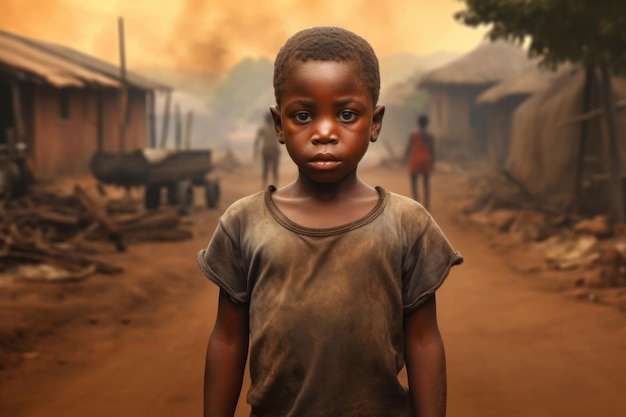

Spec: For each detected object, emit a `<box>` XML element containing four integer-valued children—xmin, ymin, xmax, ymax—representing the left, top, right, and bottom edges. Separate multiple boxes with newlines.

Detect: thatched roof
<box><xmin>380</xmin><ymin>80</ymin><xmax>416</xmax><ymax>106</ymax></box>
<box><xmin>0</xmin><ymin>29</ymin><xmax>170</xmax><ymax>91</ymax></box>
<box><xmin>476</xmin><ymin>62</ymin><xmax>574</xmax><ymax>104</ymax></box>
<box><xmin>418</xmin><ymin>41</ymin><xmax>533</xmax><ymax>88</ymax></box>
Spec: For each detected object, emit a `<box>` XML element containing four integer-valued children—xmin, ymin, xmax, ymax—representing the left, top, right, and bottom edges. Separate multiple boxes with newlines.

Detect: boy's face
<box><xmin>271</xmin><ymin>60</ymin><xmax>384</xmax><ymax>184</ymax></box>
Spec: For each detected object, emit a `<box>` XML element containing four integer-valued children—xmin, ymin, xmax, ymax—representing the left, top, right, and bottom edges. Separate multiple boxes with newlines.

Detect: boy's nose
<box><xmin>311</xmin><ymin>118</ymin><xmax>338</xmax><ymax>144</ymax></box>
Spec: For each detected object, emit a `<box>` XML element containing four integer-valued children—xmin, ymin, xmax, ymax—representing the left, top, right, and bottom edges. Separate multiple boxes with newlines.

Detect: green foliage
<box><xmin>455</xmin><ymin>0</ymin><xmax>626</xmax><ymax>70</ymax></box>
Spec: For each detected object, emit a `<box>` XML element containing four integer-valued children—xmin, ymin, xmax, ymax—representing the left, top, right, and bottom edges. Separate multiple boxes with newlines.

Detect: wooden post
<box><xmin>600</xmin><ymin>63</ymin><xmax>625</xmax><ymax>223</ymax></box>
<box><xmin>571</xmin><ymin>65</ymin><xmax>594</xmax><ymax>217</ymax></box>
<box><xmin>118</xmin><ymin>16</ymin><xmax>128</xmax><ymax>152</ymax></box>
<box><xmin>148</xmin><ymin>91</ymin><xmax>156</xmax><ymax>148</ymax></box>
<box><xmin>9</xmin><ymin>81</ymin><xmax>25</xmax><ymax>148</ymax></box>
<box><xmin>174</xmin><ymin>103</ymin><xmax>182</xmax><ymax>151</ymax></box>
<box><xmin>159</xmin><ymin>91</ymin><xmax>171</xmax><ymax>148</ymax></box>
<box><xmin>184</xmin><ymin>110</ymin><xmax>194</xmax><ymax>150</ymax></box>
<box><xmin>96</xmin><ymin>91</ymin><xmax>104</xmax><ymax>151</ymax></box>
<box><xmin>9</xmin><ymin>80</ymin><xmax>29</xmax><ymax>193</ymax></box>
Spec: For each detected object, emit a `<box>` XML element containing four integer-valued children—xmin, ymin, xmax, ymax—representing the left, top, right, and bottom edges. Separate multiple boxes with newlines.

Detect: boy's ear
<box><xmin>370</xmin><ymin>105</ymin><xmax>385</xmax><ymax>142</ymax></box>
<box><xmin>270</xmin><ymin>105</ymin><xmax>285</xmax><ymax>144</ymax></box>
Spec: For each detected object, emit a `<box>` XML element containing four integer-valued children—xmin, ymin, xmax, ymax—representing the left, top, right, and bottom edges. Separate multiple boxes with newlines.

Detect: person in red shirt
<box><xmin>405</xmin><ymin>114</ymin><xmax>435</xmax><ymax>210</ymax></box>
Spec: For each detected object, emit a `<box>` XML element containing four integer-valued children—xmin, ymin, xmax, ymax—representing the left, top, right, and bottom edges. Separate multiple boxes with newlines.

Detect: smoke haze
<box><xmin>0</xmin><ymin>0</ymin><xmax>485</xmax><ymax>73</ymax></box>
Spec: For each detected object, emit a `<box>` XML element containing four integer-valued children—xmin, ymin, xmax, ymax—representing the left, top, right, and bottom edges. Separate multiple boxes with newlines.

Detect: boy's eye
<box><xmin>339</xmin><ymin>110</ymin><xmax>356</xmax><ymax>122</ymax></box>
<box><xmin>293</xmin><ymin>112</ymin><xmax>312</xmax><ymax>123</ymax></box>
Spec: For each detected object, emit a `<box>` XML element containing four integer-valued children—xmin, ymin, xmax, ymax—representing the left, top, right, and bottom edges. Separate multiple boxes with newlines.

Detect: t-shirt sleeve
<box><xmin>402</xmin><ymin>215</ymin><xmax>463</xmax><ymax>312</ymax></box>
<box><xmin>197</xmin><ymin>220</ymin><xmax>249</xmax><ymax>304</ymax></box>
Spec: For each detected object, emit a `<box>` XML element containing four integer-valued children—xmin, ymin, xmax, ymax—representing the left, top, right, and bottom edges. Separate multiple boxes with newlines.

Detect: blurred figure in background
<box><xmin>254</xmin><ymin>112</ymin><xmax>281</xmax><ymax>188</ymax></box>
<box><xmin>405</xmin><ymin>114</ymin><xmax>435</xmax><ymax>210</ymax></box>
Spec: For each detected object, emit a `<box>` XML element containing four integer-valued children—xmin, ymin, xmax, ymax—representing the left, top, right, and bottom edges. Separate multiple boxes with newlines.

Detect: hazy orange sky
<box><xmin>1</xmin><ymin>0</ymin><xmax>487</xmax><ymax>73</ymax></box>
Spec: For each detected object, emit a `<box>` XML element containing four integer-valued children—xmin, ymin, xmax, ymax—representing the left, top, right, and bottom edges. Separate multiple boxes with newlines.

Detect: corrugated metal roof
<box><xmin>0</xmin><ymin>34</ymin><xmax>120</xmax><ymax>88</ymax></box>
<box><xmin>0</xmin><ymin>29</ymin><xmax>170</xmax><ymax>91</ymax></box>
<box><xmin>418</xmin><ymin>41</ymin><xmax>533</xmax><ymax>88</ymax></box>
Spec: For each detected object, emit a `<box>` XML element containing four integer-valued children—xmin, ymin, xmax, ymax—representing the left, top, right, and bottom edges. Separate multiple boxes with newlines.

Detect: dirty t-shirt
<box><xmin>197</xmin><ymin>186</ymin><xmax>462</xmax><ymax>417</ymax></box>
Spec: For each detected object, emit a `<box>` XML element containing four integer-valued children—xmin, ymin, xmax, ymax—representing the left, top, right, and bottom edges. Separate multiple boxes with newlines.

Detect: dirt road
<box><xmin>1</xmin><ymin>162</ymin><xmax>625</xmax><ymax>417</ymax></box>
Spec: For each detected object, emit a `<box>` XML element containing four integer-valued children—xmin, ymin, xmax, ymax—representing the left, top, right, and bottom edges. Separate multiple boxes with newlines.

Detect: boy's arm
<box><xmin>404</xmin><ymin>294</ymin><xmax>446</xmax><ymax>417</ymax></box>
<box><xmin>204</xmin><ymin>289</ymin><xmax>249</xmax><ymax>417</ymax></box>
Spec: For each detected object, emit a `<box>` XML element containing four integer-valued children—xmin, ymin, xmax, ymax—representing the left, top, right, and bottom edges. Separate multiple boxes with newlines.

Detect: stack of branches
<box><xmin>0</xmin><ymin>184</ymin><xmax>193</xmax><ymax>281</ymax></box>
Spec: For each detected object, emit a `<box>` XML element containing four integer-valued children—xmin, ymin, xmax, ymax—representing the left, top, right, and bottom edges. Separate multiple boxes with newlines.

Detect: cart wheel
<box><xmin>144</xmin><ymin>185</ymin><xmax>161</xmax><ymax>210</ymax></box>
<box><xmin>205</xmin><ymin>179</ymin><xmax>220</xmax><ymax>208</ymax></box>
<box><xmin>168</xmin><ymin>180</ymin><xmax>193</xmax><ymax>215</ymax></box>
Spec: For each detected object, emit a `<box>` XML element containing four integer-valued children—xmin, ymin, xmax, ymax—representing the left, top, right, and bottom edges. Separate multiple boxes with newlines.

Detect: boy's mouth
<box><xmin>310</xmin><ymin>153</ymin><xmax>340</xmax><ymax>169</ymax></box>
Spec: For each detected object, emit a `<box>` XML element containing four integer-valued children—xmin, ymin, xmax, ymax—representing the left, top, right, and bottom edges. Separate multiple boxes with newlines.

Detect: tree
<box><xmin>456</xmin><ymin>0</ymin><xmax>626</xmax><ymax>222</ymax></box>
<box><xmin>208</xmin><ymin>57</ymin><xmax>273</xmax><ymax>135</ymax></box>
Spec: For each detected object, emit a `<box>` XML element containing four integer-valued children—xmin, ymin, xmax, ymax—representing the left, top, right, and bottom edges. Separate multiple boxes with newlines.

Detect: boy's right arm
<box><xmin>204</xmin><ymin>289</ymin><xmax>249</xmax><ymax>417</ymax></box>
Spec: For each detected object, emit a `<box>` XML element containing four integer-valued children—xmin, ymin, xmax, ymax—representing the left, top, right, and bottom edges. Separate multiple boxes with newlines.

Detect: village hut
<box><xmin>476</xmin><ymin>63</ymin><xmax>570</xmax><ymax>169</ymax></box>
<box><xmin>0</xmin><ymin>29</ymin><xmax>169</xmax><ymax>178</ymax></box>
<box><xmin>505</xmin><ymin>66</ymin><xmax>626</xmax><ymax>216</ymax></box>
<box><xmin>417</xmin><ymin>41</ymin><xmax>532</xmax><ymax>161</ymax></box>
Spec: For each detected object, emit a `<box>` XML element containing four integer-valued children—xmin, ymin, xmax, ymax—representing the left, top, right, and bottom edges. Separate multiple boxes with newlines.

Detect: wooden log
<box><xmin>73</xmin><ymin>185</ymin><xmax>126</xmax><ymax>252</ymax></box>
<box><xmin>26</xmin><ymin>208</ymin><xmax>80</xmax><ymax>227</ymax></box>
<box><xmin>105</xmin><ymin>197</ymin><xmax>142</xmax><ymax>214</ymax></box>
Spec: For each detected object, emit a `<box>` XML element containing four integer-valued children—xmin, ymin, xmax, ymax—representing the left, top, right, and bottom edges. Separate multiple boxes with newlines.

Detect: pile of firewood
<box><xmin>0</xmin><ymin>184</ymin><xmax>193</xmax><ymax>281</ymax></box>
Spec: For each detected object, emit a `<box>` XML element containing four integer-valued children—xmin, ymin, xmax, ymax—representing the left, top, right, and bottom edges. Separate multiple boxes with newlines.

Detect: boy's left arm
<box><xmin>404</xmin><ymin>294</ymin><xmax>446</xmax><ymax>417</ymax></box>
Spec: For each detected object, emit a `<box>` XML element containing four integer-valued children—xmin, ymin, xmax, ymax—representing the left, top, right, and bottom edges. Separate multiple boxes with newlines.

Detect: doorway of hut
<box><xmin>0</xmin><ymin>77</ymin><xmax>15</xmax><ymax>147</ymax></box>
<box><xmin>469</xmin><ymin>103</ymin><xmax>489</xmax><ymax>157</ymax></box>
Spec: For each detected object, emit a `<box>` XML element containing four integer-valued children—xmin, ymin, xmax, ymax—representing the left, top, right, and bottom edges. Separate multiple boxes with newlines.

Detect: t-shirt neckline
<box><xmin>264</xmin><ymin>185</ymin><xmax>388</xmax><ymax>237</ymax></box>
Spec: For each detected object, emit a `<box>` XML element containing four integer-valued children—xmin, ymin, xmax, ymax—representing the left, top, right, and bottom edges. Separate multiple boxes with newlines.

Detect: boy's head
<box><xmin>273</xmin><ymin>26</ymin><xmax>380</xmax><ymax>107</ymax></box>
<box><xmin>418</xmin><ymin>114</ymin><xmax>429</xmax><ymax>128</ymax></box>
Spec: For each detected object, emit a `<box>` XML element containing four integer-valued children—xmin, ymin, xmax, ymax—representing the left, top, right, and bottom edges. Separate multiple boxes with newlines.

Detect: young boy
<box><xmin>405</xmin><ymin>114</ymin><xmax>435</xmax><ymax>210</ymax></box>
<box><xmin>198</xmin><ymin>27</ymin><xmax>462</xmax><ymax>417</ymax></box>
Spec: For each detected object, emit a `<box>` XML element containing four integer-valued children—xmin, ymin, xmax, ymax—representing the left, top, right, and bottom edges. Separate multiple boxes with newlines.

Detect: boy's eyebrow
<box><xmin>284</xmin><ymin>99</ymin><xmax>315</xmax><ymax>107</ymax></box>
<box><xmin>284</xmin><ymin>97</ymin><xmax>366</xmax><ymax>108</ymax></box>
<box><xmin>335</xmin><ymin>98</ymin><xmax>365</xmax><ymax>106</ymax></box>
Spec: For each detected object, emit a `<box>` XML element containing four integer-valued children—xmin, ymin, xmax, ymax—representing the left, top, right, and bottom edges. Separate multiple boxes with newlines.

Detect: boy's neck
<box><xmin>289</xmin><ymin>172</ymin><xmax>371</xmax><ymax>200</ymax></box>
<box><xmin>271</xmin><ymin>173</ymin><xmax>380</xmax><ymax>228</ymax></box>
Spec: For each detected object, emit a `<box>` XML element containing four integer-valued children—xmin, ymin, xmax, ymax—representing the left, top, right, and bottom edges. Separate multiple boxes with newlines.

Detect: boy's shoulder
<box><xmin>384</xmin><ymin>189</ymin><xmax>432</xmax><ymax>223</ymax></box>
<box><xmin>219</xmin><ymin>189</ymin><xmax>267</xmax><ymax>223</ymax></box>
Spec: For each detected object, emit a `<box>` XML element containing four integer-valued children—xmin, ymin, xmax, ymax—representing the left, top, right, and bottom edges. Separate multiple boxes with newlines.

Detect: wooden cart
<box><xmin>90</xmin><ymin>149</ymin><xmax>220</xmax><ymax>214</ymax></box>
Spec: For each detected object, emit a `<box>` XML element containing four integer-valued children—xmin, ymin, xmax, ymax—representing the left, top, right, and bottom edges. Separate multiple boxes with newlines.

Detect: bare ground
<box><xmin>0</xmin><ymin>162</ymin><xmax>625</xmax><ymax>417</ymax></box>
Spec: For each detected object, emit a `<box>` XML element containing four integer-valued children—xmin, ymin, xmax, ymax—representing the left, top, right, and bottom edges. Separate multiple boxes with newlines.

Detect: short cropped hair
<box><xmin>418</xmin><ymin>114</ymin><xmax>429</xmax><ymax>128</ymax></box>
<box><xmin>273</xmin><ymin>27</ymin><xmax>380</xmax><ymax>106</ymax></box>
